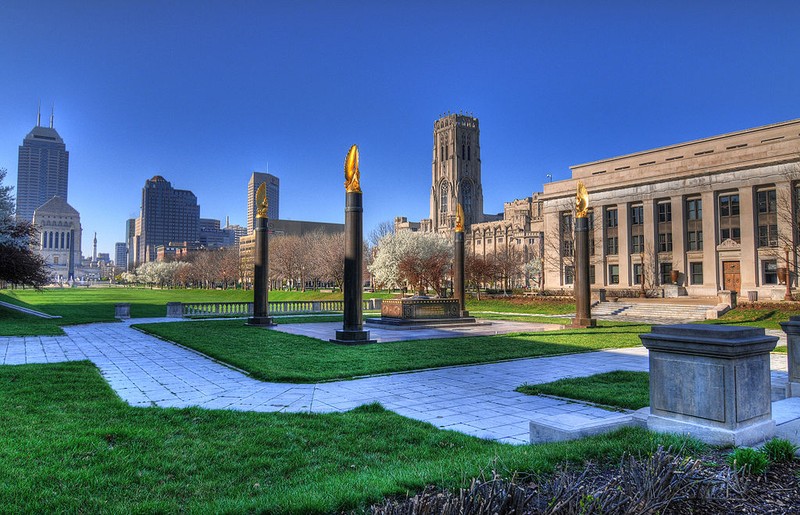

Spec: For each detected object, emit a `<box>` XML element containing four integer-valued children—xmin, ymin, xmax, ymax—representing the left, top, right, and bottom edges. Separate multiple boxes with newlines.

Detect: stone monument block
<box><xmin>114</xmin><ymin>303</ymin><xmax>130</xmax><ymax>319</ymax></box>
<box><xmin>640</xmin><ymin>324</ymin><xmax>778</xmax><ymax>446</ymax></box>
<box><xmin>780</xmin><ymin>316</ymin><xmax>800</xmax><ymax>397</ymax></box>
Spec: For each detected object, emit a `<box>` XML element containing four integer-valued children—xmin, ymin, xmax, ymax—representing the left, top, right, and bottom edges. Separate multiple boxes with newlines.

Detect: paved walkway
<box><xmin>0</xmin><ymin>319</ymin><xmax>789</xmax><ymax>445</ymax></box>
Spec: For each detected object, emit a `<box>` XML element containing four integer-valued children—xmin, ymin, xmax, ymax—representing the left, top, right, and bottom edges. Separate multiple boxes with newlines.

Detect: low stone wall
<box><xmin>169</xmin><ymin>299</ymin><xmax>382</xmax><ymax>318</ymax></box>
<box><xmin>381</xmin><ymin>298</ymin><xmax>460</xmax><ymax>320</ymax></box>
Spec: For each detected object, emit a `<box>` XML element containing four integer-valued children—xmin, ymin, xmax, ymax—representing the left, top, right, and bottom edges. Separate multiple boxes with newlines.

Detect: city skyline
<box><xmin>1</xmin><ymin>1</ymin><xmax>799</xmax><ymax>258</ymax></box>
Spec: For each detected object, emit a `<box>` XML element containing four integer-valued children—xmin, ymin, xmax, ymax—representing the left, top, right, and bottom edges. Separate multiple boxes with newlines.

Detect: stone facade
<box><xmin>31</xmin><ymin>196</ymin><xmax>82</xmax><ymax>281</ymax></box>
<box><xmin>541</xmin><ymin>119</ymin><xmax>800</xmax><ymax>297</ymax></box>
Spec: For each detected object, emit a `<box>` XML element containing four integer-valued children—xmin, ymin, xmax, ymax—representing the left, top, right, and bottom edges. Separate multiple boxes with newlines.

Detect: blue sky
<box><xmin>1</xmin><ymin>1</ymin><xmax>798</xmax><ymax>257</ymax></box>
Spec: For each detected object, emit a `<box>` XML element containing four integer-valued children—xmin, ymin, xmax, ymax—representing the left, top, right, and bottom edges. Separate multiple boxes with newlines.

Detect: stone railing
<box><xmin>167</xmin><ymin>299</ymin><xmax>382</xmax><ymax>318</ymax></box>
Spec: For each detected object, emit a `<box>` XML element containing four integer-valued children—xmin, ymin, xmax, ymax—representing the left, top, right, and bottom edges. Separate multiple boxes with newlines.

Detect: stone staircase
<box><xmin>592</xmin><ymin>301</ymin><xmax>713</xmax><ymax>323</ymax></box>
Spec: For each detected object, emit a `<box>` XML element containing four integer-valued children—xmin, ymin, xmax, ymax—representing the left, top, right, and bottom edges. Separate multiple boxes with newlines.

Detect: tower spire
<box><xmin>50</xmin><ymin>103</ymin><xmax>54</xmax><ymax>128</ymax></box>
<box><xmin>37</xmin><ymin>100</ymin><xmax>41</xmax><ymax>126</ymax></box>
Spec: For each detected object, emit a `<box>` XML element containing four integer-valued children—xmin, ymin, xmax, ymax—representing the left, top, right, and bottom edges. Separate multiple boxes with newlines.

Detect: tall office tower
<box><xmin>114</xmin><ymin>242</ymin><xmax>127</xmax><ymax>270</ymax></box>
<box><xmin>429</xmin><ymin>113</ymin><xmax>483</xmax><ymax>233</ymax></box>
<box><xmin>247</xmin><ymin>172</ymin><xmax>279</xmax><ymax>233</ymax></box>
<box><xmin>135</xmin><ymin>175</ymin><xmax>200</xmax><ymax>264</ymax></box>
<box><xmin>125</xmin><ymin>218</ymin><xmax>136</xmax><ymax>270</ymax></box>
<box><xmin>15</xmin><ymin>106</ymin><xmax>70</xmax><ymax>222</ymax></box>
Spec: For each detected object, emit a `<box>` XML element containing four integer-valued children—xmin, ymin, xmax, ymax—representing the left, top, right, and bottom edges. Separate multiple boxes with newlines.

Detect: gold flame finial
<box><xmin>575</xmin><ymin>181</ymin><xmax>588</xmax><ymax>218</ymax></box>
<box><xmin>256</xmin><ymin>182</ymin><xmax>268</xmax><ymax>218</ymax></box>
<box><xmin>455</xmin><ymin>203</ymin><xmax>464</xmax><ymax>233</ymax></box>
<box><xmin>344</xmin><ymin>144</ymin><xmax>361</xmax><ymax>193</ymax></box>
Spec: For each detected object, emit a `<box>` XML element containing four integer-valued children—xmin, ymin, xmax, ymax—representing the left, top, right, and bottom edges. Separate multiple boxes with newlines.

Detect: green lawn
<box><xmin>518</xmin><ymin>371</ymin><xmax>651</xmax><ymax>410</ymax></box>
<box><xmin>0</xmin><ymin>361</ymin><xmax>703</xmax><ymax>513</ymax></box>
<box><xmin>0</xmin><ymin>305</ymin><xmax>66</xmax><ymax>336</ymax></box>
<box><xmin>134</xmin><ymin>321</ymin><xmax>650</xmax><ymax>382</ymax></box>
<box><xmin>0</xmin><ymin>288</ymin><xmax>392</xmax><ymax>326</ymax></box>
<box><xmin>466</xmin><ymin>297</ymin><xmax>575</xmax><ymax>315</ymax></box>
<box><xmin>703</xmin><ymin>304</ymin><xmax>799</xmax><ymax>330</ymax></box>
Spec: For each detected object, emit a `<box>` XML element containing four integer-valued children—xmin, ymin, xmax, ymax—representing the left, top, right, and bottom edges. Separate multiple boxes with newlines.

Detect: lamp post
<box><xmin>786</xmin><ymin>244</ymin><xmax>793</xmax><ymax>301</ymax></box>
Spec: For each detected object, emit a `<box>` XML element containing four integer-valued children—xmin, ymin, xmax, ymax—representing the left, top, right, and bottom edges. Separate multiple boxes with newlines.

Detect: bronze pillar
<box><xmin>332</xmin><ymin>191</ymin><xmax>375</xmax><ymax>343</ymax></box>
<box><xmin>248</xmin><ymin>215</ymin><xmax>275</xmax><ymax>326</ymax></box>
<box><xmin>571</xmin><ymin>216</ymin><xmax>596</xmax><ymax>328</ymax></box>
<box><xmin>454</xmin><ymin>231</ymin><xmax>468</xmax><ymax>317</ymax></box>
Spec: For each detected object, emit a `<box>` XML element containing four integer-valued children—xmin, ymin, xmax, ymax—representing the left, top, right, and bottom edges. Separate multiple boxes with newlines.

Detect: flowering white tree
<box><xmin>369</xmin><ymin>230</ymin><xmax>452</xmax><ymax>295</ymax></box>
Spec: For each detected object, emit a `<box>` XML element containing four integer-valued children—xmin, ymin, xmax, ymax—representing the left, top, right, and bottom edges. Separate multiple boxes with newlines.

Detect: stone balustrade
<box><xmin>167</xmin><ymin>299</ymin><xmax>382</xmax><ymax>318</ymax></box>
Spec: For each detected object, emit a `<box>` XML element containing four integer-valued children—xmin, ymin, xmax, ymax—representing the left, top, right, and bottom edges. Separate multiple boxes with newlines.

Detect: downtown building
<box><xmin>247</xmin><ymin>172</ymin><xmax>279</xmax><ymax>234</ymax></box>
<box><xmin>16</xmin><ymin>109</ymin><xmax>70</xmax><ymax>222</ymax></box>
<box><xmin>132</xmin><ymin>176</ymin><xmax>200</xmax><ymax>266</ymax></box>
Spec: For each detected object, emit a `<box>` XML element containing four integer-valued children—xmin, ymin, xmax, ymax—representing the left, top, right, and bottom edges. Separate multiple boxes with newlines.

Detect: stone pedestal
<box><xmin>114</xmin><ymin>303</ymin><xmax>130</xmax><ymax>319</ymax></box>
<box><xmin>663</xmin><ymin>284</ymin><xmax>680</xmax><ymax>298</ymax></box>
<box><xmin>780</xmin><ymin>316</ymin><xmax>800</xmax><ymax>397</ymax></box>
<box><xmin>247</xmin><ymin>216</ymin><xmax>275</xmax><ymax>326</ymax></box>
<box><xmin>640</xmin><ymin>324</ymin><xmax>778</xmax><ymax>446</ymax></box>
<box><xmin>166</xmin><ymin>302</ymin><xmax>183</xmax><ymax>318</ymax></box>
<box><xmin>718</xmin><ymin>290</ymin><xmax>737</xmax><ymax>308</ymax></box>
<box><xmin>331</xmin><ymin>191</ymin><xmax>375</xmax><ymax>344</ymax></box>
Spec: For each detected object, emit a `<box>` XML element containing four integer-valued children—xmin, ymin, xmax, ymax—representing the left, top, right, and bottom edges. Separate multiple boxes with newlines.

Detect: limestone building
<box><xmin>420</xmin><ymin>113</ymin><xmax>486</xmax><ymax>233</ymax></box>
<box><xmin>16</xmin><ymin>108</ymin><xmax>70</xmax><ymax>222</ymax></box>
<box><xmin>541</xmin><ymin>118</ymin><xmax>800</xmax><ymax>298</ymax></box>
<box><xmin>31</xmin><ymin>196</ymin><xmax>82</xmax><ymax>281</ymax></box>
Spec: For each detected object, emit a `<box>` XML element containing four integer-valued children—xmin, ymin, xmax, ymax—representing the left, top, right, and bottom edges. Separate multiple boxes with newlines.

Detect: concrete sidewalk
<box><xmin>0</xmin><ymin>318</ymin><xmax>789</xmax><ymax>445</ymax></box>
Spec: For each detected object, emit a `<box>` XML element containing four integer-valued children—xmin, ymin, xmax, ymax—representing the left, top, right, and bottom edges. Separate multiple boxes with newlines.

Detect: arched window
<box><xmin>60</xmin><ymin>232</ymin><xmax>65</xmax><ymax>248</ymax></box>
<box><xmin>462</xmin><ymin>144</ymin><xmax>465</xmax><ymax>160</ymax></box>
<box><xmin>440</xmin><ymin>145</ymin><xmax>444</xmax><ymax>161</ymax></box>
<box><xmin>49</xmin><ymin>232</ymin><xmax>53</xmax><ymax>248</ymax></box>
<box><xmin>468</xmin><ymin>145</ymin><xmax>471</xmax><ymax>161</ymax></box>
<box><xmin>440</xmin><ymin>181</ymin><xmax>449</xmax><ymax>213</ymax></box>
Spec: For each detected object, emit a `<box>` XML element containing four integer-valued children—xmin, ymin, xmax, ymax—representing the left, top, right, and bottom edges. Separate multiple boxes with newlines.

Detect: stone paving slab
<box><xmin>0</xmin><ymin>317</ymin><xmax>789</xmax><ymax>445</ymax></box>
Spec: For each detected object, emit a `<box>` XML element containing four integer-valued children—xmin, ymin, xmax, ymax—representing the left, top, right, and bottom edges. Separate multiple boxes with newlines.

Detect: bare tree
<box><xmin>368</xmin><ymin>219</ymin><xmax>395</xmax><ymax>248</ymax></box>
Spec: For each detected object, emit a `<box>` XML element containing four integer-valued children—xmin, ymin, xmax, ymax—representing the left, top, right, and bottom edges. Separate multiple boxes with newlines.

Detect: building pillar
<box><xmin>739</xmin><ymin>186</ymin><xmax>758</xmax><ymax>290</ymax></box>
<box><xmin>454</xmin><ymin>230</ymin><xmax>468</xmax><ymax>317</ymax></box>
<box><xmin>670</xmin><ymin>195</ymin><xmax>686</xmax><ymax>283</ymax></box>
<box><xmin>617</xmin><ymin>202</ymin><xmax>630</xmax><ymax>287</ymax></box>
<box><xmin>68</xmin><ymin>228</ymin><xmax>75</xmax><ymax>281</ymax></box>
<box><xmin>571</xmin><ymin>216</ymin><xmax>595</xmax><ymax>328</ymax></box>
<box><xmin>642</xmin><ymin>198</ymin><xmax>656</xmax><ymax>289</ymax></box>
<box><xmin>701</xmin><ymin>190</ymin><xmax>718</xmax><ymax>292</ymax></box>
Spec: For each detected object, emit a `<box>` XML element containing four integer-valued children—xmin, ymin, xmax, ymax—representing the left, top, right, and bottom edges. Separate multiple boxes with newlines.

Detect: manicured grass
<box><xmin>702</xmin><ymin>304</ymin><xmax>799</xmax><ymax>330</ymax></box>
<box><xmin>134</xmin><ymin>321</ymin><xmax>650</xmax><ymax>382</ymax></box>
<box><xmin>466</xmin><ymin>297</ymin><xmax>575</xmax><ymax>315</ymax></box>
<box><xmin>517</xmin><ymin>371</ymin><xmax>650</xmax><ymax>410</ymax></box>
<box><xmin>0</xmin><ymin>306</ymin><xmax>65</xmax><ymax>336</ymax></box>
<box><xmin>0</xmin><ymin>361</ymin><xmax>704</xmax><ymax>513</ymax></box>
<box><xmin>0</xmin><ymin>288</ymin><xmax>392</xmax><ymax>326</ymax></box>
<box><xmin>774</xmin><ymin>346</ymin><xmax>788</xmax><ymax>353</ymax></box>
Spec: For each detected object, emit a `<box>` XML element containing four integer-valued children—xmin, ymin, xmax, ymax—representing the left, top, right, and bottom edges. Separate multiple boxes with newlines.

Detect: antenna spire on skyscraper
<box><xmin>37</xmin><ymin>100</ymin><xmax>41</xmax><ymax>126</ymax></box>
<box><xmin>50</xmin><ymin>103</ymin><xmax>54</xmax><ymax>128</ymax></box>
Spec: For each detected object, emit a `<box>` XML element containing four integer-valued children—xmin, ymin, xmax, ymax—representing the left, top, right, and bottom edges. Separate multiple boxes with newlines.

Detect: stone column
<box><xmin>670</xmin><ymin>195</ymin><xmax>685</xmax><ymax>283</ymax></box>
<box><xmin>617</xmin><ymin>203</ymin><xmax>631</xmax><ymax>287</ymax></box>
<box><xmin>701</xmin><ymin>190</ymin><xmax>718</xmax><ymax>293</ymax></box>
<box><xmin>247</xmin><ymin>215</ymin><xmax>275</xmax><ymax>326</ymax></box>
<box><xmin>68</xmin><ymin>228</ymin><xmax>75</xmax><ymax>281</ymax></box>
<box><xmin>781</xmin><ymin>316</ymin><xmax>800</xmax><ymax>397</ymax></box>
<box><xmin>571</xmin><ymin>216</ymin><xmax>596</xmax><ymax>328</ymax></box>
<box><xmin>738</xmin><ymin>186</ymin><xmax>757</xmax><ymax>291</ymax></box>
<box><xmin>454</xmin><ymin>230</ymin><xmax>468</xmax><ymax>317</ymax></box>
<box><xmin>332</xmin><ymin>191</ymin><xmax>375</xmax><ymax>344</ymax></box>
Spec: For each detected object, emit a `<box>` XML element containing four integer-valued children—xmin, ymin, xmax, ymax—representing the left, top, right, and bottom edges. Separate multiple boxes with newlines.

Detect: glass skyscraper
<box><xmin>16</xmin><ymin>110</ymin><xmax>69</xmax><ymax>222</ymax></box>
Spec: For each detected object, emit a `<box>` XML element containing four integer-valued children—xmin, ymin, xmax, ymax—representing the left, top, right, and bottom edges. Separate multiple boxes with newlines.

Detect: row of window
<box><xmin>41</xmin><ymin>230</ymin><xmax>71</xmax><ymax>250</ymax></box>
<box><xmin>565</xmin><ymin>260</ymin><xmax>785</xmax><ymax>286</ymax></box>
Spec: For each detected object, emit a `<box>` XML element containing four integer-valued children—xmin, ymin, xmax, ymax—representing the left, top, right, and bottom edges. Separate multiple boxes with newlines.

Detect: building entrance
<box><xmin>722</xmin><ymin>261</ymin><xmax>741</xmax><ymax>293</ymax></box>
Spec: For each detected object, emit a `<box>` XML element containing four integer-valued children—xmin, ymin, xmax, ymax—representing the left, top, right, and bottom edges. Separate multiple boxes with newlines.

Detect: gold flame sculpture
<box><xmin>575</xmin><ymin>181</ymin><xmax>588</xmax><ymax>218</ymax></box>
<box><xmin>256</xmin><ymin>182</ymin><xmax>268</xmax><ymax>218</ymax></box>
<box><xmin>344</xmin><ymin>144</ymin><xmax>362</xmax><ymax>193</ymax></box>
<box><xmin>455</xmin><ymin>203</ymin><xmax>464</xmax><ymax>233</ymax></box>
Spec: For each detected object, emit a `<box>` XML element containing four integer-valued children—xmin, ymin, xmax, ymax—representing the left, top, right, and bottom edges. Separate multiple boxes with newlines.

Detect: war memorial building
<box><xmin>398</xmin><ymin>115</ymin><xmax>800</xmax><ymax>298</ymax></box>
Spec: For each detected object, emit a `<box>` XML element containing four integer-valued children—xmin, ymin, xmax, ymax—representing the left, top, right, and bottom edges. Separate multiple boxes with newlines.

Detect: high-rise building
<box><xmin>247</xmin><ymin>172</ymin><xmax>279</xmax><ymax>233</ymax></box>
<box><xmin>16</xmin><ymin>107</ymin><xmax>70</xmax><ymax>222</ymax></box>
<box><xmin>125</xmin><ymin>218</ymin><xmax>136</xmax><ymax>271</ymax></box>
<box><xmin>134</xmin><ymin>175</ymin><xmax>200</xmax><ymax>265</ymax></box>
<box><xmin>427</xmin><ymin>114</ymin><xmax>484</xmax><ymax>233</ymax></box>
<box><xmin>114</xmin><ymin>242</ymin><xmax>127</xmax><ymax>270</ymax></box>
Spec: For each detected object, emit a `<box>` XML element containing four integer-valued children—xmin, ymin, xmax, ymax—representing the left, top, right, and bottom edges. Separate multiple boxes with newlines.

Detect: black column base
<box><xmin>459</xmin><ymin>310</ymin><xmax>470</xmax><ymax>318</ymax></box>
<box><xmin>330</xmin><ymin>329</ymin><xmax>377</xmax><ymax>345</ymax></box>
<box><xmin>570</xmin><ymin>317</ymin><xmax>597</xmax><ymax>329</ymax></box>
<box><xmin>247</xmin><ymin>316</ymin><xmax>276</xmax><ymax>327</ymax></box>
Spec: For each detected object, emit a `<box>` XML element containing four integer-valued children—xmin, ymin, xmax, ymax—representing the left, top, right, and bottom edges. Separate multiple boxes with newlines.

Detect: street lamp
<box><xmin>785</xmin><ymin>244</ymin><xmax>793</xmax><ymax>301</ymax></box>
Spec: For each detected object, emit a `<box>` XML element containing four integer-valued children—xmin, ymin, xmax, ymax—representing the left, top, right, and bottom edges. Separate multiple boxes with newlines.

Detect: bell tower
<box><xmin>429</xmin><ymin>113</ymin><xmax>483</xmax><ymax>233</ymax></box>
